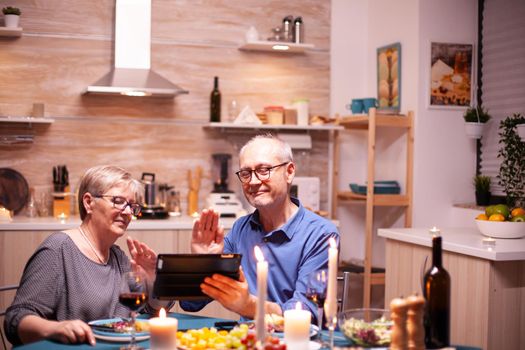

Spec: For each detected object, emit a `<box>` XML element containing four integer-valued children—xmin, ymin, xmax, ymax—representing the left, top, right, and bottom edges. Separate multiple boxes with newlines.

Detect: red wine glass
<box><xmin>119</xmin><ymin>271</ymin><xmax>148</xmax><ymax>350</ymax></box>
<box><xmin>306</xmin><ymin>269</ymin><xmax>328</xmax><ymax>344</ymax></box>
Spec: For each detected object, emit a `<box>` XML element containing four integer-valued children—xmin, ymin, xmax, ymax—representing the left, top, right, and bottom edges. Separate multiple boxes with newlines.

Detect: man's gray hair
<box><xmin>239</xmin><ymin>134</ymin><xmax>293</xmax><ymax>162</ymax></box>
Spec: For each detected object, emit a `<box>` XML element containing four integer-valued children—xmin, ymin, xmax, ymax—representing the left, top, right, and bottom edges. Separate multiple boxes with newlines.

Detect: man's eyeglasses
<box><xmin>235</xmin><ymin>162</ymin><xmax>289</xmax><ymax>184</ymax></box>
<box><xmin>95</xmin><ymin>195</ymin><xmax>142</xmax><ymax>216</ymax></box>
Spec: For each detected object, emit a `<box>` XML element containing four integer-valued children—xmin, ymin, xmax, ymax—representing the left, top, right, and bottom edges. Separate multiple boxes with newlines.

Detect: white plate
<box><xmin>308</xmin><ymin>341</ymin><xmax>322</xmax><ymax>350</ymax></box>
<box><xmin>89</xmin><ymin>318</ymin><xmax>150</xmax><ymax>343</ymax></box>
<box><xmin>273</xmin><ymin>324</ymin><xmax>319</xmax><ymax>339</ymax></box>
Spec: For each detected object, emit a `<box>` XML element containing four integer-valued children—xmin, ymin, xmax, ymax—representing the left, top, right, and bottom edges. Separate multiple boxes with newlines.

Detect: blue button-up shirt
<box><xmin>181</xmin><ymin>198</ymin><xmax>339</xmax><ymax>322</ymax></box>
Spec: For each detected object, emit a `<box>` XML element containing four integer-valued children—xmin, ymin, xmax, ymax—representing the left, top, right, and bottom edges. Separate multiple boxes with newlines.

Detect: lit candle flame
<box><xmin>295</xmin><ymin>301</ymin><xmax>302</xmax><ymax>310</ymax></box>
<box><xmin>159</xmin><ymin>308</ymin><xmax>166</xmax><ymax>318</ymax></box>
<box><xmin>329</xmin><ymin>237</ymin><xmax>337</xmax><ymax>249</ymax></box>
<box><xmin>254</xmin><ymin>246</ymin><xmax>265</xmax><ymax>262</ymax></box>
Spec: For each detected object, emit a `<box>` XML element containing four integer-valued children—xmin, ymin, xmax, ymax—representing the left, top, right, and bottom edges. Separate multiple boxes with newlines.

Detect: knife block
<box><xmin>53</xmin><ymin>186</ymin><xmax>71</xmax><ymax>219</ymax></box>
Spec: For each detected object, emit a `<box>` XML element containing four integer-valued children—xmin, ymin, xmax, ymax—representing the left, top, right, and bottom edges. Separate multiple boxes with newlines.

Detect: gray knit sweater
<box><xmin>4</xmin><ymin>232</ymin><xmax>133</xmax><ymax>345</ymax></box>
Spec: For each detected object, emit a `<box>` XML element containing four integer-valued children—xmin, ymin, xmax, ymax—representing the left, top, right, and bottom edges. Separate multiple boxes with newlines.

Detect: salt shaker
<box><xmin>390</xmin><ymin>297</ymin><xmax>408</xmax><ymax>350</ymax></box>
<box><xmin>293</xmin><ymin>16</ymin><xmax>304</xmax><ymax>43</ymax></box>
<box><xmin>406</xmin><ymin>294</ymin><xmax>425</xmax><ymax>350</ymax></box>
<box><xmin>282</xmin><ymin>15</ymin><xmax>293</xmax><ymax>42</ymax></box>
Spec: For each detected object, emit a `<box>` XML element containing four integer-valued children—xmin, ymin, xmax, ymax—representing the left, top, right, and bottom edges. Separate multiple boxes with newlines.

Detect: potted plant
<box><xmin>498</xmin><ymin>113</ymin><xmax>525</xmax><ymax>207</ymax></box>
<box><xmin>463</xmin><ymin>106</ymin><xmax>491</xmax><ymax>139</ymax></box>
<box><xmin>473</xmin><ymin>175</ymin><xmax>491</xmax><ymax>206</ymax></box>
<box><xmin>2</xmin><ymin>6</ymin><xmax>21</xmax><ymax>28</ymax></box>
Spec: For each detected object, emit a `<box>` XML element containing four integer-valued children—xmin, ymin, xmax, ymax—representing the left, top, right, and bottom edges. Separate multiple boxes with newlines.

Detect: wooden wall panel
<box><xmin>0</xmin><ymin>0</ymin><xmax>331</xmax><ymax>212</ymax></box>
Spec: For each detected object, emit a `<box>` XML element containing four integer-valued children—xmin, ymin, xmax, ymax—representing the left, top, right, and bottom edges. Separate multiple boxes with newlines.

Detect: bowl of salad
<box><xmin>338</xmin><ymin>308</ymin><xmax>392</xmax><ymax>347</ymax></box>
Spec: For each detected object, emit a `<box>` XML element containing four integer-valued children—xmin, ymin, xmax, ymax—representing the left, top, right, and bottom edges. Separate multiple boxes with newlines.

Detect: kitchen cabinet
<box><xmin>0</xmin><ymin>26</ymin><xmax>22</xmax><ymax>37</ymax></box>
<box><xmin>379</xmin><ymin>227</ymin><xmax>525</xmax><ymax>350</ymax></box>
<box><xmin>238</xmin><ymin>40</ymin><xmax>314</xmax><ymax>53</ymax></box>
<box><xmin>332</xmin><ymin>108</ymin><xmax>414</xmax><ymax>309</ymax></box>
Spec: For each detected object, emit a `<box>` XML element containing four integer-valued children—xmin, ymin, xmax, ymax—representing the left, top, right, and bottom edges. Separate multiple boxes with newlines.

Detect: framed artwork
<box><xmin>377</xmin><ymin>42</ymin><xmax>401</xmax><ymax>113</ymax></box>
<box><xmin>429</xmin><ymin>42</ymin><xmax>474</xmax><ymax>108</ymax></box>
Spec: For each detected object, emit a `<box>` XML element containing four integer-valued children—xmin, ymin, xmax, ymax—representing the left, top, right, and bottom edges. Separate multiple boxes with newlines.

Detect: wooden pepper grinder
<box><xmin>406</xmin><ymin>294</ymin><xmax>425</xmax><ymax>350</ymax></box>
<box><xmin>187</xmin><ymin>166</ymin><xmax>202</xmax><ymax>215</ymax></box>
<box><xmin>389</xmin><ymin>297</ymin><xmax>408</xmax><ymax>350</ymax></box>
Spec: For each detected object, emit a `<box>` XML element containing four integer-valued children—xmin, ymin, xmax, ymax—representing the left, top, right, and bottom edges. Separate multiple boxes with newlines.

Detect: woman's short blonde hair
<box><xmin>77</xmin><ymin>165</ymin><xmax>142</xmax><ymax>220</ymax></box>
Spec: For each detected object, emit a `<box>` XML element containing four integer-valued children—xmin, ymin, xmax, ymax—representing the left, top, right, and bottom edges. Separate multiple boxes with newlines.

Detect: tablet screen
<box><xmin>153</xmin><ymin>254</ymin><xmax>242</xmax><ymax>300</ymax></box>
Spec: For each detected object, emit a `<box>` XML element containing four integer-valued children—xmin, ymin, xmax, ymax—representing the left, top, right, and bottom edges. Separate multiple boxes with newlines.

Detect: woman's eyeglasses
<box><xmin>235</xmin><ymin>162</ymin><xmax>289</xmax><ymax>184</ymax></box>
<box><xmin>95</xmin><ymin>195</ymin><xmax>142</xmax><ymax>216</ymax></box>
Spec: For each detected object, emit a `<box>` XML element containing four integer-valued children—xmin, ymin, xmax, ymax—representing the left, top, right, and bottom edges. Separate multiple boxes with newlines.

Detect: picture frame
<box><xmin>377</xmin><ymin>42</ymin><xmax>401</xmax><ymax>113</ymax></box>
<box><xmin>429</xmin><ymin>42</ymin><xmax>474</xmax><ymax>109</ymax></box>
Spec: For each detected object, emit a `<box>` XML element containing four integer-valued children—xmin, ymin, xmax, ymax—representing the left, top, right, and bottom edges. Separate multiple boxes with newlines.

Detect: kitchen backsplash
<box><xmin>0</xmin><ymin>0</ymin><xmax>331</xmax><ymax>213</ymax></box>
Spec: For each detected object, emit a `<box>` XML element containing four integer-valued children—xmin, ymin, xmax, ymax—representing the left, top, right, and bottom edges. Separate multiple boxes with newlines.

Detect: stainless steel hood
<box><xmin>85</xmin><ymin>0</ymin><xmax>188</xmax><ymax>98</ymax></box>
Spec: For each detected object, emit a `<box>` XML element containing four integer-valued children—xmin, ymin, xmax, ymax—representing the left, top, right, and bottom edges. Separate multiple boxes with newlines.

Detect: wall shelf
<box><xmin>238</xmin><ymin>40</ymin><xmax>315</xmax><ymax>53</ymax></box>
<box><xmin>205</xmin><ymin>122</ymin><xmax>342</xmax><ymax>131</ymax></box>
<box><xmin>0</xmin><ymin>116</ymin><xmax>54</xmax><ymax>124</ymax></box>
<box><xmin>0</xmin><ymin>27</ymin><xmax>22</xmax><ymax>37</ymax></box>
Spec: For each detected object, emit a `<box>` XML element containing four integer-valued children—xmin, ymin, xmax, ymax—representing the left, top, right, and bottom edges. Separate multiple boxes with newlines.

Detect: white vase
<box><xmin>464</xmin><ymin>122</ymin><xmax>485</xmax><ymax>139</ymax></box>
<box><xmin>4</xmin><ymin>14</ymin><xmax>20</xmax><ymax>28</ymax></box>
<box><xmin>517</xmin><ymin>124</ymin><xmax>525</xmax><ymax>142</ymax></box>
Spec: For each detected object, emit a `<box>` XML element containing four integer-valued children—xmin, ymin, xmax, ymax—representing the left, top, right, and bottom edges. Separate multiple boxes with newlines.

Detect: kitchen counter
<box><xmin>0</xmin><ymin>215</ymin><xmax>237</xmax><ymax>231</ymax></box>
<box><xmin>378</xmin><ymin>227</ymin><xmax>525</xmax><ymax>261</ymax></box>
<box><xmin>379</xmin><ymin>227</ymin><xmax>525</xmax><ymax>350</ymax></box>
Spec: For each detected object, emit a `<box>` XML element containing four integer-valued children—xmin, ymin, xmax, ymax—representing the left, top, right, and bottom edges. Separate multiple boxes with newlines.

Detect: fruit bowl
<box><xmin>338</xmin><ymin>308</ymin><xmax>392</xmax><ymax>347</ymax></box>
<box><xmin>475</xmin><ymin>219</ymin><xmax>525</xmax><ymax>239</ymax></box>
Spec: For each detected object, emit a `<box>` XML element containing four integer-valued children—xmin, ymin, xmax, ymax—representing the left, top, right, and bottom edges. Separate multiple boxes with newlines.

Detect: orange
<box><xmin>476</xmin><ymin>213</ymin><xmax>488</xmax><ymax>220</ymax></box>
<box><xmin>488</xmin><ymin>213</ymin><xmax>505</xmax><ymax>221</ymax></box>
<box><xmin>511</xmin><ymin>207</ymin><xmax>525</xmax><ymax>218</ymax></box>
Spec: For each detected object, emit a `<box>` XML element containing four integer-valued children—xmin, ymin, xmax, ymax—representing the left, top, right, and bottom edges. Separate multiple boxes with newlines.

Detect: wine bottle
<box><xmin>423</xmin><ymin>235</ymin><xmax>451</xmax><ymax>348</ymax></box>
<box><xmin>210</xmin><ymin>76</ymin><xmax>221</xmax><ymax>122</ymax></box>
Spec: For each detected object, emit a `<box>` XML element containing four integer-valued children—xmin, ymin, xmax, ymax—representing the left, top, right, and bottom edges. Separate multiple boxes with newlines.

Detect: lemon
<box><xmin>489</xmin><ymin>213</ymin><xmax>505</xmax><ymax>221</ymax></box>
<box><xmin>476</xmin><ymin>213</ymin><xmax>488</xmax><ymax>220</ymax></box>
<box><xmin>511</xmin><ymin>207</ymin><xmax>525</xmax><ymax>218</ymax></box>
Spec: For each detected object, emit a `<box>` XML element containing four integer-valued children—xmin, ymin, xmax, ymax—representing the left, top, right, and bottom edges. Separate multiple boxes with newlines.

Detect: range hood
<box><xmin>85</xmin><ymin>0</ymin><xmax>188</xmax><ymax>98</ymax></box>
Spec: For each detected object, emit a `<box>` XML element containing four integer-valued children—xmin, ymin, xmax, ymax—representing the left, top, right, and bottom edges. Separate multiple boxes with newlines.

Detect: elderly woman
<box><xmin>4</xmin><ymin>165</ymin><xmax>166</xmax><ymax>346</ymax></box>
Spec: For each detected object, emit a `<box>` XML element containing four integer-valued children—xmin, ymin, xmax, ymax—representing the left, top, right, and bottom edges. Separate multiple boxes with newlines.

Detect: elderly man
<box><xmin>181</xmin><ymin>134</ymin><xmax>339</xmax><ymax>321</ymax></box>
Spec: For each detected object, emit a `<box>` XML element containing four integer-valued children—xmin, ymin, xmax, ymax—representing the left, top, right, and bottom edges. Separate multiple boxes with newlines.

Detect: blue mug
<box><xmin>345</xmin><ymin>99</ymin><xmax>364</xmax><ymax>114</ymax></box>
<box><xmin>362</xmin><ymin>98</ymin><xmax>378</xmax><ymax>113</ymax></box>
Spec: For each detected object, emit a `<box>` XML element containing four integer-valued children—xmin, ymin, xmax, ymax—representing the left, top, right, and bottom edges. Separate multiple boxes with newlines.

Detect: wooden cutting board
<box><xmin>0</xmin><ymin>168</ymin><xmax>29</xmax><ymax>214</ymax></box>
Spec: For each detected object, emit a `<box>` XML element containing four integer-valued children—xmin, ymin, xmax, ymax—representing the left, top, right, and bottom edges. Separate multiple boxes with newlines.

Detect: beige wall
<box><xmin>0</xmin><ymin>0</ymin><xmax>331</xmax><ymax>212</ymax></box>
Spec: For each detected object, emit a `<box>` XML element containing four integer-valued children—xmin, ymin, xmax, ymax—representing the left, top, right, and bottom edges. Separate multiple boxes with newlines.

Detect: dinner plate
<box><xmin>272</xmin><ymin>324</ymin><xmax>319</xmax><ymax>339</ymax></box>
<box><xmin>88</xmin><ymin>318</ymin><xmax>150</xmax><ymax>343</ymax></box>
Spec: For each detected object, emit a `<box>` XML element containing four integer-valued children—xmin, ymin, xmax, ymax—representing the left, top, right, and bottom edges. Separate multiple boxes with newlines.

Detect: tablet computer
<box><xmin>153</xmin><ymin>254</ymin><xmax>242</xmax><ymax>300</ymax></box>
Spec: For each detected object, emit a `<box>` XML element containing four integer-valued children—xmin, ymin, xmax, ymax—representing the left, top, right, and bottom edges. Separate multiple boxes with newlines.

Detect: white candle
<box><xmin>324</xmin><ymin>237</ymin><xmax>338</xmax><ymax>325</ymax></box>
<box><xmin>254</xmin><ymin>246</ymin><xmax>268</xmax><ymax>344</ymax></box>
<box><xmin>149</xmin><ymin>308</ymin><xmax>178</xmax><ymax>350</ymax></box>
<box><xmin>284</xmin><ymin>302</ymin><xmax>311</xmax><ymax>349</ymax></box>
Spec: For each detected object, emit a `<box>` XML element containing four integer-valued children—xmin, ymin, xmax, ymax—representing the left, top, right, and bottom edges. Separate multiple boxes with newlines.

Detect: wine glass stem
<box><xmin>317</xmin><ymin>307</ymin><xmax>323</xmax><ymax>342</ymax></box>
<box><xmin>130</xmin><ymin>311</ymin><xmax>136</xmax><ymax>347</ymax></box>
<box><xmin>328</xmin><ymin>324</ymin><xmax>335</xmax><ymax>350</ymax></box>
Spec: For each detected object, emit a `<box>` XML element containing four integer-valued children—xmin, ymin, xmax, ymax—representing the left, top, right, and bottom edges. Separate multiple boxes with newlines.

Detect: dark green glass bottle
<box><xmin>210</xmin><ymin>76</ymin><xmax>221</xmax><ymax>122</ymax></box>
<box><xmin>424</xmin><ymin>235</ymin><xmax>451</xmax><ymax>348</ymax></box>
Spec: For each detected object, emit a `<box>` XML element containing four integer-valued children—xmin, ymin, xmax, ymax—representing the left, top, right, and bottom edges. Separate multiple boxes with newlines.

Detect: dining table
<box><xmin>13</xmin><ymin>312</ymin><xmax>481</xmax><ymax>350</ymax></box>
